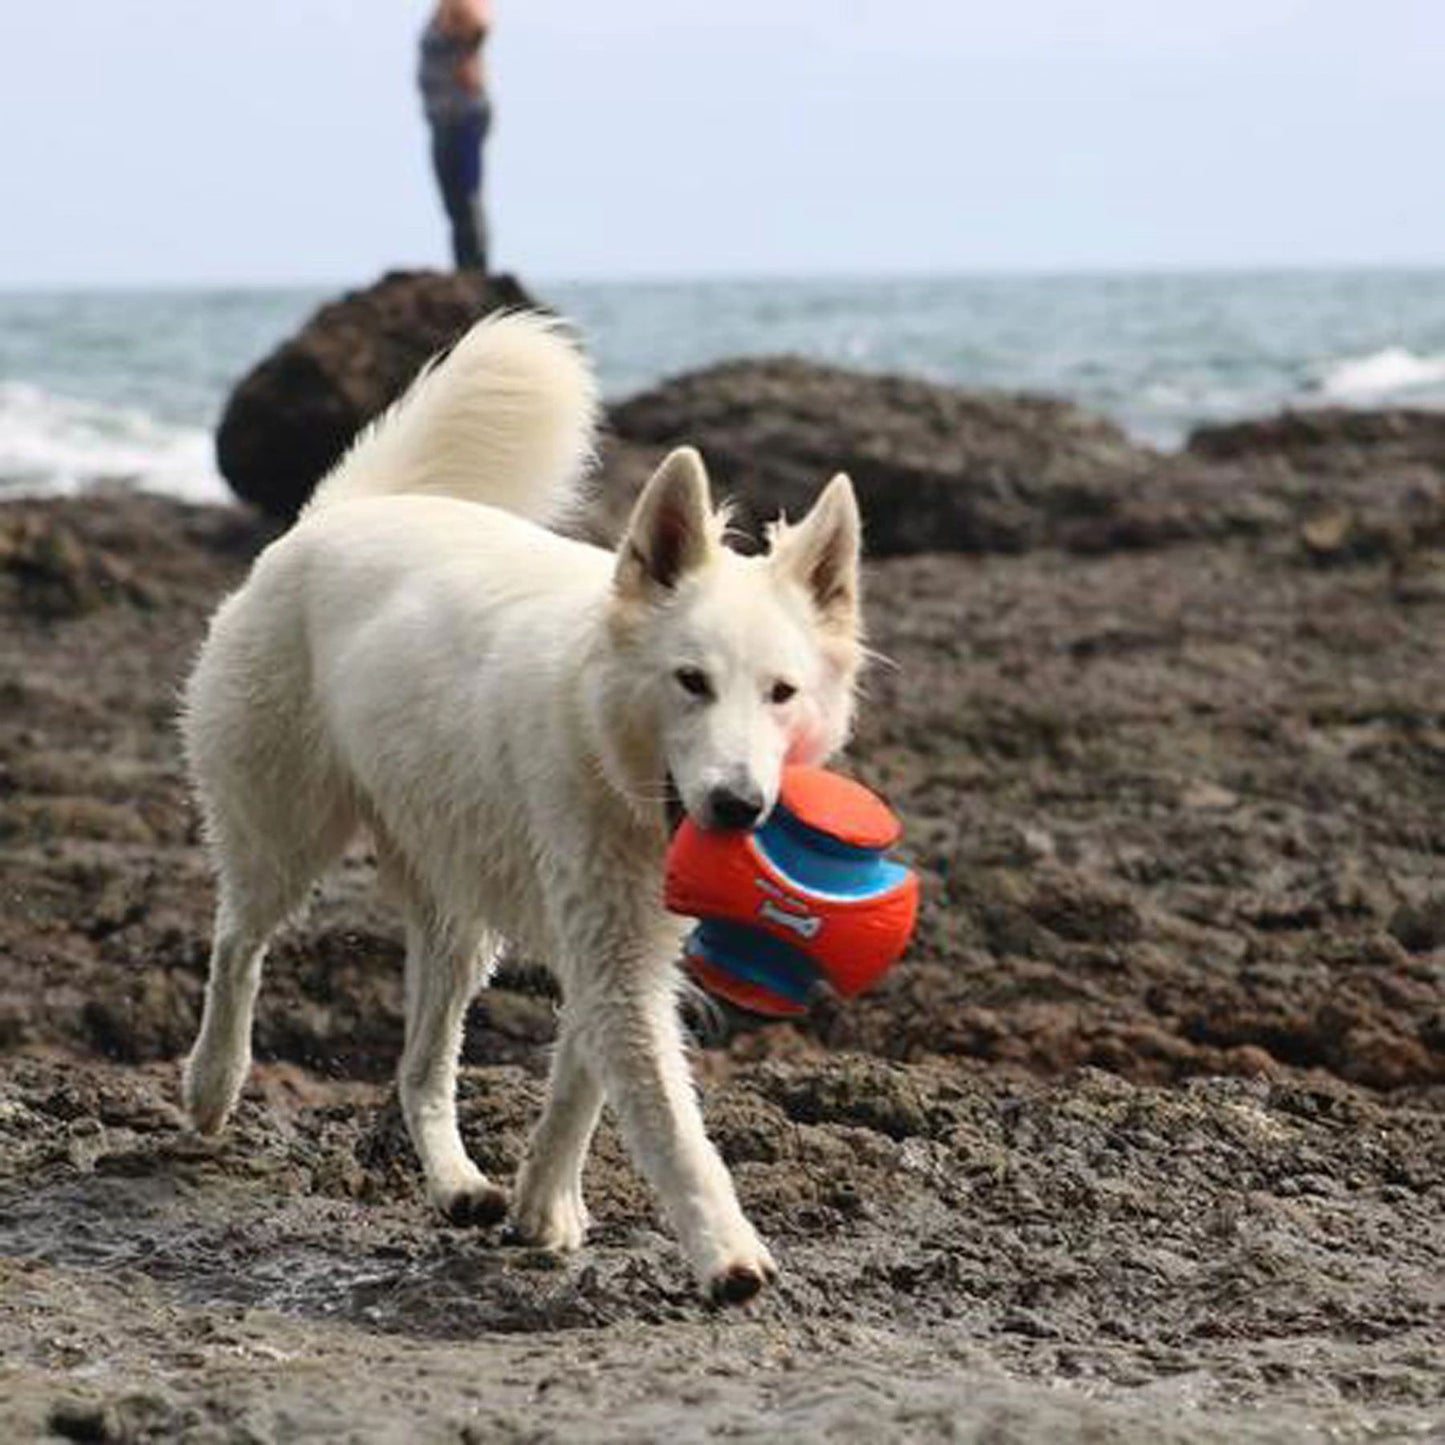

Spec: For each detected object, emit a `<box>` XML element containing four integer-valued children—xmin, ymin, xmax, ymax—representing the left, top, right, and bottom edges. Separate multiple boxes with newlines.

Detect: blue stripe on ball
<box><xmin>686</xmin><ymin>919</ymin><xmax>821</xmax><ymax>1007</ymax></box>
<box><xmin>754</xmin><ymin>806</ymin><xmax>912</xmax><ymax>902</ymax></box>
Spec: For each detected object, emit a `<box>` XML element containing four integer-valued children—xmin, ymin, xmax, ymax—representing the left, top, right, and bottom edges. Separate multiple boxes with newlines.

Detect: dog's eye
<box><xmin>674</xmin><ymin>667</ymin><xmax>713</xmax><ymax>700</ymax></box>
<box><xmin>769</xmin><ymin>680</ymin><xmax>798</xmax><ymax>705</ymax></box>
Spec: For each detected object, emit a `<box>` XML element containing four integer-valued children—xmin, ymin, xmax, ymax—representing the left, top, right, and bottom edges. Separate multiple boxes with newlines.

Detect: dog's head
<box><xmin>610</xmin><ymin>447</ymin><xmax>863</xmax><ymax>832</ymax></box>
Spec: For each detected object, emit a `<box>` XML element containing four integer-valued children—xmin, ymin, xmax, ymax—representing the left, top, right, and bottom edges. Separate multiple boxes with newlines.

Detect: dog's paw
<box><xmin>181</xmin><ymin>1043</ymin><xmax>247</xmax><ymax>1137</ymax></box>
<box><xmin>700</xmin><ymin>1235</ymin><xmax>778</xmax><ymax>1306</ymax></box>
<box><xmin>506</xmin><ymin>1188</ymin><xmax>591</xmax><ymax>1252</ymax></box>
<box><xmin>436</xmin><ymin>1180</ymin><xmax>511</xmax><ymax>1228</ymax></box>
<box><xmin>705</xmin><ymin>1247</ymin><xmax>778</xmax><ymax>1307</ymax></box>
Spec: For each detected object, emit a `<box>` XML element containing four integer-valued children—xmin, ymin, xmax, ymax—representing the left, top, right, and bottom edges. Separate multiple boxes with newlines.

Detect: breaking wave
<box><xmin>1316</xmin><ymin>346</ymin><xmax>1445</xmax><ymax>405</ymax></box>
<box><xmin>0</xmin><ymin>382</ymin><xmax>227</xmax><ymax>504</ymax></box>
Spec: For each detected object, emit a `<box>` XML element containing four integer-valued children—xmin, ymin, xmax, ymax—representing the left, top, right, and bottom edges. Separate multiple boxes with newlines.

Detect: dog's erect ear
<box><xmin>771</xmin><ymin>473</ymin><xmax>861</xmax><ymax>633</ymax></box>
<box><xmin>615</xmin><ymin>447</ymin><xmax>714</xmax><ymax>602</ymax></box>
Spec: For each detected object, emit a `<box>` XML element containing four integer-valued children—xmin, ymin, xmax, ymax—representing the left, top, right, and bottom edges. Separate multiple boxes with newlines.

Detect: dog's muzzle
<box><xmin>664</xmin><ymin>773</ymin><xmax>686</xmax><ymax>834</ymax></box>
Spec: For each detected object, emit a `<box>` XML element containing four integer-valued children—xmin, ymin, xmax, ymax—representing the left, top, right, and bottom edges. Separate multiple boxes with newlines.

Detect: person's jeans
<box><xmin>430</xmin><ymin>100</ymin><xmax>491</xmax><ymax>272</ymax></box>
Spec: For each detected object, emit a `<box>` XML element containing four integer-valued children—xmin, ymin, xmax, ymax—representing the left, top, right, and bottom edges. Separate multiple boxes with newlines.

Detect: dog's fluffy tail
<box><xmin>305</xmin><ymin>311</ymin><xmax>599</xmax><ymax>526</ymax></box>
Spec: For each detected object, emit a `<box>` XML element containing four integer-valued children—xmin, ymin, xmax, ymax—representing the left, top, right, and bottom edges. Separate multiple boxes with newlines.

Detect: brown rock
<box><xmin>606</xmin><ymin>357</ymin><xmax>1159</xmax><ymax>556</ymax></box>
<box><xmin>216</xmin><ymin>269</ymin><xmax>537</xmax><ymax>520</ymax></box>
<box><xmin>1187</xmin><ymin>407</ymin><xmax>1445</xmax><ymax>469</ymax></box>
<box><xmin>1389</xmin><ymin>895</ymin><xmax>1445</xmax><ymax>954</ymax></box>
<box><xmin>0</xmin><ymin>511</ymin><xmax>152</xmax><ymax>618</ymax></box>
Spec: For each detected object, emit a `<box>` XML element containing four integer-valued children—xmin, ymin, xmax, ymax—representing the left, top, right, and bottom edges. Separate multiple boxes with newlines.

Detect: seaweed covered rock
<box><xmin>1187</xmin><ymin>406</ymin><xmax>1445</xmax><ymax>471</ymax></box>
<box><xmin>0</xmin><ymin>505</ymin><xmax>163</xmax><ymax>618</ymax></box>
<box><xmin>606</xmin><ymin>358</ymin><xmax>1159</xmax><ymax>555</ymax></box>
<box><xmin>216</xmin><ymin>269</ymin><xmax>535</xmax><ymax>520</ymax></box>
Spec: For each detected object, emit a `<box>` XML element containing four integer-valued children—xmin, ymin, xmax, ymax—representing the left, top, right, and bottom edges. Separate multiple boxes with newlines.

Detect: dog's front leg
<box><xmin>509</xmin><ymin>1014</ymin><xmax>603</xmax><ymax>1251</ymax></box>
<box><xmin>566</xmin><ymin>957</ymin><xmax>776</xmax><ymax>1304</ymax></box>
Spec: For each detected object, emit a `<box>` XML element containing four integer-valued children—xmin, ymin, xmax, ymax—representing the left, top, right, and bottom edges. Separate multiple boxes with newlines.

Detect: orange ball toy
<box><xmin>664</xmin><ymin>766</ymin><xmax>919</xmax><ymax>1017</ymax></box>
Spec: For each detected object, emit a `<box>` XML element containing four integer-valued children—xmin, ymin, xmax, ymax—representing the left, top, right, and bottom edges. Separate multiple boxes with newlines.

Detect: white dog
<box><xmin>180</xmin><ymin>313</ymin><xmax>863</xmax><ymax>1302</ymax></box>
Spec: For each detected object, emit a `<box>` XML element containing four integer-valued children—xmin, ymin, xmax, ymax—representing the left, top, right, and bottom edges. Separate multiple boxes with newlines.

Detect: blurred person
<box><xmin>419</xmin><ymin>0</ymin><xmax>493</xmax><ymax>271</ymax></box>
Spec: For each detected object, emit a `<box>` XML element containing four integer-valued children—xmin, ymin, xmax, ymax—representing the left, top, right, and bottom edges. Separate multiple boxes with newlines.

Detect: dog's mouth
<box><xmin>663</xmin><ymin>773</ymin><xmax>686</xmax><ymax>834</ymax></box>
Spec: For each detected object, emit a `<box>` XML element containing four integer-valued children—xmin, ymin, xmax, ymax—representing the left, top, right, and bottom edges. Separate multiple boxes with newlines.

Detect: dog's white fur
<box><xmin>180</xmin><ymin>312</ymin><xmax>863</xmax><ymax>1302</ymax></box>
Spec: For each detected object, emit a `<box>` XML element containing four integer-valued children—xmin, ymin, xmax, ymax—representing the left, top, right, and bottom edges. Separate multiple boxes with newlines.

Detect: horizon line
<box><xmin>4</xmin><ymin>257</ymin><xmax>1445</xmax><ymax>295</ymax></box>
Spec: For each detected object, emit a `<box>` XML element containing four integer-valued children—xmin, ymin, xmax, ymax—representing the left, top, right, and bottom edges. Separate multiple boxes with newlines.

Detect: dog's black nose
<box><xmin>707</xmin><ymin>783</ymin><xmax>765</xmax><ymax>831</ymax></box>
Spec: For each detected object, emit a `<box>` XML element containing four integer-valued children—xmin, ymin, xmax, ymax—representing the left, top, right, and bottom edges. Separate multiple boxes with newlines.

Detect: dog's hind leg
<box><xmin>183</xmin><ymin>801</ymin><xmax>354</xmax><ymax>1136</ymax></box>
<box><xmin>509</xmin><ymin>1014</ymin><xmax>603</xmax><ymax>1251</ymax></box>
<box><xmin>399</xmin><ymin>911</ymin><xmax>509</xmax><ymax>1225</ymax></box>
<box><xmin>183</xmin><ymin>893</ymin><xmax>276</xmax><ymax>1135</ymax></box>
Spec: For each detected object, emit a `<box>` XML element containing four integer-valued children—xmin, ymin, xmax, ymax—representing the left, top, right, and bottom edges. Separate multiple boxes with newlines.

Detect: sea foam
<box><xmin>1317</xmin><ymin>346</ymin><xmax>1445</xmax><ymax>405</ymax></box>
<box><xmin>0</xmin><ymin>382</ymin><xmax>227</xmax><ymax>504</ymax></box>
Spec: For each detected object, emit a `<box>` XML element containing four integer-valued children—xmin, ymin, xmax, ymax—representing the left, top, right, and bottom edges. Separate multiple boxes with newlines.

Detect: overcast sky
<box><xmin>1</xmin><ymin>1</ymin><xmax>1441</xmax><ymax>286</ymax></box>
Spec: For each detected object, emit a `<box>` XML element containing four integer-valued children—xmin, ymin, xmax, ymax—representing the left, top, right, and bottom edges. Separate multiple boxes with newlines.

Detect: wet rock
<box><xmin>5</xmin><ymin>374</ymin><xmax>1445</xmax><ymax>1437</ymax></box>
<box><xmin>6</xmin><ymin>492</ymin><xmax>1445</xmax><ymax>1096</ymax></box>
<box><xmin>1296</xmin><ymin>504</ymin><xmax>1419</xmax><ymax>567</ymax></box>
<box><xmin>0</xmin><ymin>796</ymin><xmax>157</xmax><ymax>846</ymax></box>
<box><xmin>0</xmin><ymin>511</ymin><xmax>152</xmax><ymax>618</ymax></box>
<box><xmin>216</xmin><ymin>269</ymin><xmax>536</xmax><ymax>520</ymax></box>
<box><xmin>1391</xmin><ymin>548</ymin><xmax>1445</xmax><ymax>602</ymax></box>
<box><xmin>606</xmin><ymin>357</ymin><xmax>1160</xmax><ymax>555</ymax></box>
<box><xmin>756</xmin><ymin>1056</ymin><xmax>932</xmax><ymax>1140</ymax></box>
<box><xmin>1181</xmin><ymin>781</ymin><xmax>1239</xmax><ymax>812</ymax></box>
<box><xmin>47</xmin><ymin>1398</ymin><xmax>117</xmax><ymax>1443</ymax></box>
<box><xmin>1025</xmin><ymin>874</ymin><xmax>1144</xmax><ymax>946</ymax></box>
<box><xmin>1389</xmin><ymin>894</ymin><xmax>1445</xmax><ymax>954</ymax></box>
<box><xmin>47</xmin><ymin>1391</ymin><xmax>188</xmax><ymax>1444</ymax></box>
<box><xmin>1186</xmin><ymin>409</ymin><xmax>1445</xmax><ymax>572</ymax></box>
<box><xmin>1187</xmin><ymin>407</ymin><xmax>1445</xmax><ymax>470</ymax></box>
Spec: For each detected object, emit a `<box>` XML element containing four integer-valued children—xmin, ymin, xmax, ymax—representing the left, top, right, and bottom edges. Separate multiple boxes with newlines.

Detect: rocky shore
<box><xmin>1</xmin><ymin>282</ymin><xmax>1443</xmax><ymax>1442</ymax></box>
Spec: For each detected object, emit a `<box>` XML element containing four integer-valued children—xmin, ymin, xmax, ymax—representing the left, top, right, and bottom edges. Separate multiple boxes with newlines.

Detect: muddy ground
<box><xmin>0</xmin><ymin>484</ymin><xmax>1442</xmax><ymax>1442</ymax></box>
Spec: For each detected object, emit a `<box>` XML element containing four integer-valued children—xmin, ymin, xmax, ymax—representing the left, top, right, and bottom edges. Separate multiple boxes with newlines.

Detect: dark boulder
<box><xmin>216</xmin><ymin>269</ymin><xmax>535</xmax><ymax>520</ymax></box>
<box><xmin>1185</xmin><ymin>409</ymin><xmax>1445</xmax><ymax>567</ymax></box>
<box><xmin>1187</xmin><ymin>407</ymin><xmax>1445</xmax><ymax>472</ymax></box>
<box><xmin>606</xmin><ymin>358</ymin><xmax>1161</xmax><ymax>555</ymax></box>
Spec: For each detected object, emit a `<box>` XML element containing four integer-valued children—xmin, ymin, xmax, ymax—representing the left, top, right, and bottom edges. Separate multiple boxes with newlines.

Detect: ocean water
<box><xmin>4</xmin><ymin>269</ymin><xmax>1445</xmax><ymax>505</ymax></box>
